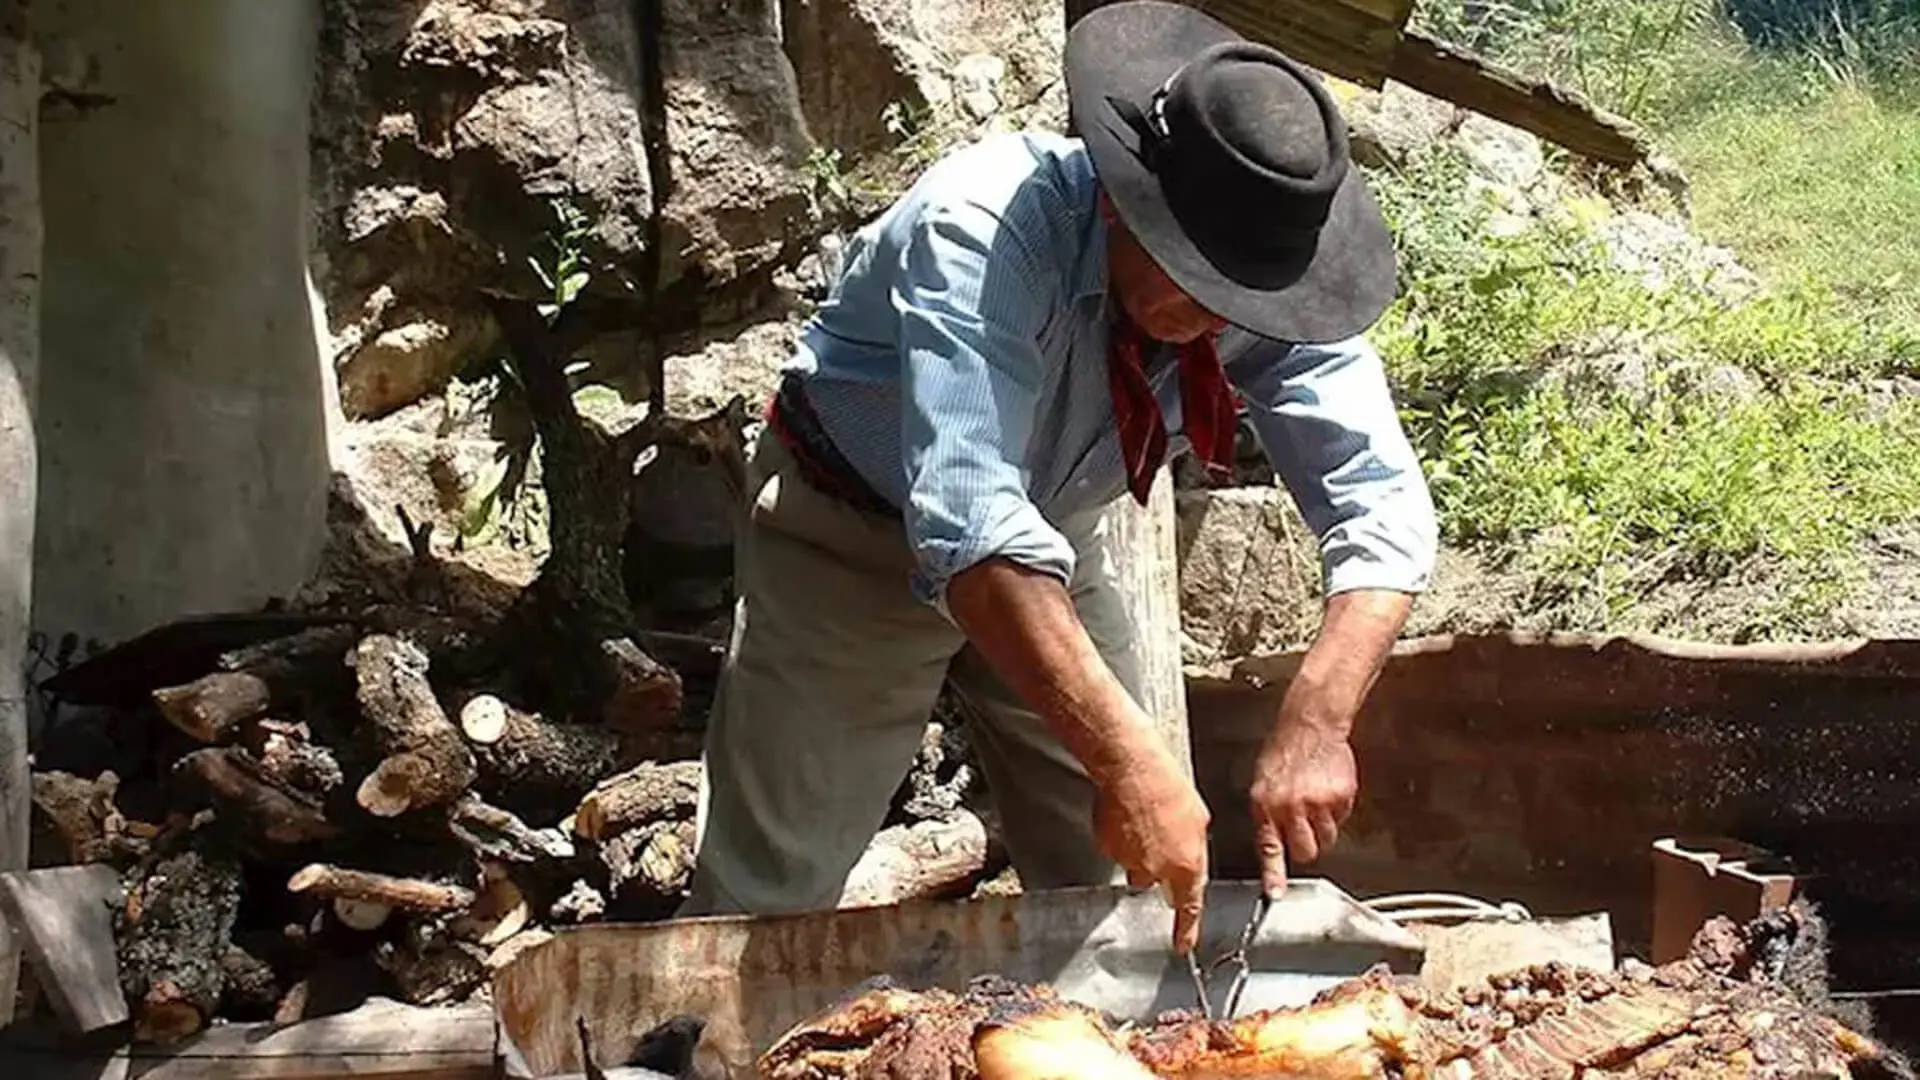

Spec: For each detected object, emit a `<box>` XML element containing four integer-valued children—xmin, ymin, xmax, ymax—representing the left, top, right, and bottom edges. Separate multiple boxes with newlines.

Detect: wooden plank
<box><xmin>1193</xmin><ymin>0</ymin><xmax>1406</xmax><ymax>87</ymax></box>
<box><xmin>0</xmin><ymin>998</ymin><xmax>497</xmax><ymax>1080</ymax></box>
<box><xmin>0</xmin><ymin>866</ymin><xmax>125</xmax><ymax>1032</ymax></box>
<box><xmin>1388</xmin><ymin>29</ymin><xmax>1654</xmax><ymax>166</ymax></box>
<box><xmin>1097</xmin><ymin>466</ymin><xmax>1192</xmax><ymax>780</ymax></box>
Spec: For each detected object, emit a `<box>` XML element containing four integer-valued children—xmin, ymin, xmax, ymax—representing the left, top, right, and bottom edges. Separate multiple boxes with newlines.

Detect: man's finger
<box><xmin>1170</xmin><ymin>869</ymin><xmax>1207</xmax><ymax>956</ymax></box>
<box><xmin>1253</xmin><ymin>813</ymin><xmax>1288</xmax><ymax>899</ymax></box>
<box><xmin>1310</xmin><ymin>807</ymin><xmax>1340</xmax><ymax>854</ymax></box>
<box><xmin>1283</xmin><ymin>810</ymin><xmax>1319</xmax><ymax>867</ymax></box>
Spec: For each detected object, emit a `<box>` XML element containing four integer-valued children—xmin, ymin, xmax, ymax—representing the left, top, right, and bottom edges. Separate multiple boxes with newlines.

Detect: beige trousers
<box><xmin>679</xmin><ymin>428</ymin><xmax>1139</xmax><ymax>916</ymax></box>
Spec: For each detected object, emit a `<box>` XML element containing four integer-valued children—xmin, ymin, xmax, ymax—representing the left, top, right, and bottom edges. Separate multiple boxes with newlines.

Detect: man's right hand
<box><xmin>1091</xmin><ymin>730</ymin><xmax>1213</xmax><ymax>956</ymax></box>
<box><xmin>944</xmin><ymin>557</ymin><xmax>1213</xmax><ymax>954</ymax></box>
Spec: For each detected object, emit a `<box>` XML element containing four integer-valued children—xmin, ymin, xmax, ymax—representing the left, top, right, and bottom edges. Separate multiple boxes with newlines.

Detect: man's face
<box><xmin>1100</xmin><ymin>194</ymin><xmax>1229</xmax><ymax>344</ymax></box>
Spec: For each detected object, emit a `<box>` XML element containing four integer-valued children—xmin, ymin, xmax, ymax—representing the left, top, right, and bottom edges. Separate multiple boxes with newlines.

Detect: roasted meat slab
<box><xmin>759</xmin><ymin>907</ymin><xmax>1910</xmax><ymax>1080</ymax></box>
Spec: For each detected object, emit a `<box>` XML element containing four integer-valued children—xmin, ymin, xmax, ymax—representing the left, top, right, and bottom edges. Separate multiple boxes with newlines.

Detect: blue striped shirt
<box><xmin>790</xmin><ymin>131</ymin><xmax>1438</xmax><ymax>614</ymax></box>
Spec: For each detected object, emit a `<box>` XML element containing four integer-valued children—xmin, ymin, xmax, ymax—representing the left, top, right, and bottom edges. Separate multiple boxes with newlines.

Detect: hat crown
<box><xmin>1194</xmin><ymin>56</ymin><xmax>1329</xmax><ymax>180</ymax></box>
<box><xmin>1157</xmin><ymin>41</ymin><xmax>1348</xmax><ymax>201</ymax></box>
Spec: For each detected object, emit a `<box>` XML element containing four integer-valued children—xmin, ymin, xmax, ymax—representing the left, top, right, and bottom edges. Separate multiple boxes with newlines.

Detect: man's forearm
<box><xmin>1279</xmin><ymin>588</ymin><xmax>1412</xmax><ymax>737</ymax></box>
<box><xmin>944</xmin><ymin>557</ymin><xmax>1160</xmax><ymax>783</ymax></box>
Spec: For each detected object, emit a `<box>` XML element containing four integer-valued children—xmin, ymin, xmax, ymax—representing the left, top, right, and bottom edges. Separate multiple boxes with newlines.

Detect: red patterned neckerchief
<box><xmin>1105</xmin><ymin>314</ymin><xmax>1241</xmax><ymax>504</ymax></box>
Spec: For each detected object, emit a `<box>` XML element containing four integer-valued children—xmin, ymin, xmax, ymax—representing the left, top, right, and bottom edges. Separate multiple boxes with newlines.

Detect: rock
<box><xmin>337</xmin><ymin>308</ymin><xmax>498</xmax><ymax>421</ymax></box>
<box><xmin>781</xmin><ymin>0</ymin><xmax>930</xmax><ymax>155</ymax></box>
<box><xmin>1174</xmin><ymin>487</ymin><xmax>1323</xmax><ymax>665</ymax></box>
<box><xmin>1335</xmin><ymin>80</ymin><xmax>1461</xmax><ymax>171</ymax></box>
<box><xmin>300</xmin><ymin>398</ymin><xmax>542</xmax><ymax>623</ymax></box>
<box><xmin>662</xmin><ymin>0</ymin><xmax>816</xmax><ymax>284</ymax></box>
<box><xmin>781</xmin><ymin>0</ymin><xmax>1061</xmax><ymax>165</ymax></box>
<box><xmin>1593</xmin><ymin>207</ymin><xmax>1760</xmax><ymax>302</ymax></box>
<box><xmin>953</xmin><ymin>53</ymin><xmax>1007</xmax><ymax>121</ymax></box>
<box><xmin>312</xmin><ymin>0</ymin><xmax>815</xmax><ymax>420</ymax></box>
<box><xmin>661</xmin><ymin>318</ymin><xmax>796</xmax><ymax>418</ymax></box>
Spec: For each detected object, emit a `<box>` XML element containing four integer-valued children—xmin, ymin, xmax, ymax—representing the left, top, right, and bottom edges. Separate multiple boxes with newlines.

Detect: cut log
<box><xmin>374</xmin><ymin>922</ymin><xmax>489</xmax><ymax>1007</ymax></box>
<box><xmin>115</xmin><ymin>833</ymin><xmax>245</xmax><ymax>1043</ymax></box>
<box><xmin>287</xmin><ymin>863</ymin><xmax>476</xmax><ymax>916</ymax></box>
<box><xmin>551</xmin><ymin>879</ymin><xmax>607</xmax><ymax>924</ymax></box>
<box><xmin>332</xmin><ymin>898</ymin><xmax>393</xmax><ymax>932</ymax></box>
<box><xmin>246</xmin><ymin>719</ymin><xmax>345</xmax><ymax>798</ymax></box>
<box><xmin>451</xmin><ymin>874</ymin><xmax>530</xmax><ymax>947</ymax></box>
<box><xmin>218</xmin><ymin>943</ymin><xmax>282</xmax><ymax>1022</ymax></box>
<box><xmin>213</xmin><ymin>621</ymin><xmax>361</xmax><ymax>679</ymax></box>
<box><xmin>573</xmin><ymin>760</ymin><xmax>700</xmax><ymax>841</ymax></box>
<box><xmin>0</xmin><ymin>865</ymin><xmax>125</xmax><ymax>1032</ymax></box>
<box><xmin>173</xmin><ymin>747</ymin><xmax>339</xmax><ymax>847</ymax></box>
<box><xmin>895</xmin><ymin>720</ymin><xmax>976</xmax><ymax>823</ymax></box>
<box><xmin>352</xmin><ymin>633</ymin><xmax>476</xmax><ymax>818</ymax></box>
<box><xmin>1097</xmin><ymin>466</ymin><xmax>1193</xmax><ymax>780</ymax></box>
<box><xmin>29</xmin><ymin>769</ymin><xmax>144</xmax><ymax>866</ymax></box>
<box><xmin>453</xmin><ymin>691</ymin><xmax>631</xmax><ymax>821</ymax></box>
<box><xmin>445</xmin><ymin>801</ymin><xmax>582</xmax><ymax>932</ymax></box>
<box><xmin>152</xmin><ymin>672</ymin><xmax>270</xmax><ymax>743</ymax></box>
<box><xmin>458</xmin><ymin>693</ymin><xmax>507</xmax><ymax>744</ymax></box>
<box><xmin>837</xmin><ymin>811</ymin><xmax>991</xmax><ymax>908</ymax></box>
<box><xmin>448</xmin><ymin>795</ymin><xmax>576</xmax><ymax>865</ymax></box>
<box><xmin>600</xmin><ymin>819</ymin><xmax>695</xmax><ymax>908</ymax></box>
<box><xmin>597</xmin><ymin>636</ymin><xmax>685</xmax><ymax>733</ymax></box>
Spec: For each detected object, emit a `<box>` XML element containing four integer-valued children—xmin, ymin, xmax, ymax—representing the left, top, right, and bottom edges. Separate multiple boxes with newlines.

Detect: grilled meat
<box><xmin>759</xmin><ymin>908</ymin><xmax>1908</xmax><ymax>1080</ymax></box>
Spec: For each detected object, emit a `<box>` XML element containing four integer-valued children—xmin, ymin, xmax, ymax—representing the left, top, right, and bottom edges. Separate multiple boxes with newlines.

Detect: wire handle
<box><xmin>1365</xmin><ymin>892</ymin><xmax>1535</xmax><ymax>924</ymax></box>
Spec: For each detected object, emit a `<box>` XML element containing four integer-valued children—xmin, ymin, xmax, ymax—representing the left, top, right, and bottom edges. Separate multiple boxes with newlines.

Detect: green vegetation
<box><xmin>1375</xmin><ymin>0</ymin><xmax>1920</xmax><ymax>638</ymax></box>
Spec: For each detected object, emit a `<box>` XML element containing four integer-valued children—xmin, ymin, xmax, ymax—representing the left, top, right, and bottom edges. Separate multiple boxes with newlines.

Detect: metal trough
<box><xmin>493</xmin><ymin>879</ymin><xmax>1424</xmax><ymax>1079</ymax></box>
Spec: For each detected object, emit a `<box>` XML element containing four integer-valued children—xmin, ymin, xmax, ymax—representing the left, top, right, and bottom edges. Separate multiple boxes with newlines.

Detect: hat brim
<box><xmin>1065</xmin><ymin>1</ymin><xmax>1399</xmax><ymax>344</ymax></box>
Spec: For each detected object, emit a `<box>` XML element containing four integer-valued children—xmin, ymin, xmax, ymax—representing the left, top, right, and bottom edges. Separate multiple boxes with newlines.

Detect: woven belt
<box><xmin>765</xmin><ymin>373</ymin><xmax>901</xmax><ymax>519</ymax></box>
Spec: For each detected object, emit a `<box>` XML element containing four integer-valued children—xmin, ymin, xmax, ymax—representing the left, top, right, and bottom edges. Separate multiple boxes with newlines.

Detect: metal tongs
<box><xmin>1183</xmin><ymin>892</ymin><xmax>1272</xmax><ymax>1022</ymax></box>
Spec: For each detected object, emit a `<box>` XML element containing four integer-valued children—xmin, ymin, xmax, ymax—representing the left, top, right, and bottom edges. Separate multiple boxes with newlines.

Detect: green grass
<box><xmin>1666</xmin><ymin>79</ymin><xmax>1920</xmax><ymax>323</ymax></box>
<box><xmin>1368</xmin><ymin>133</ymin><xmax>1920</xmax><ymax>636</ymax></box>
<box><xmin>1364</xmin><ymin>1</ymin><xmax>1920</xmax><ymax>638</ymax></box>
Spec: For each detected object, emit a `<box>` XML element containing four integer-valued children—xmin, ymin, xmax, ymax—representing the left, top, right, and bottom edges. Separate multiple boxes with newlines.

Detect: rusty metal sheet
<box><xmin>494</xmin><ymin>880</ymin><xmax>1424</xmax><ymax>1079</ymax></box>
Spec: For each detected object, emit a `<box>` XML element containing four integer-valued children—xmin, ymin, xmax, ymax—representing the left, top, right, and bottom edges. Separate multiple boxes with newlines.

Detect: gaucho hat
<box><xmin>1066</xmin><ymin>0</ymin><xmax>1397</xmax><ymax>343</ymax></box>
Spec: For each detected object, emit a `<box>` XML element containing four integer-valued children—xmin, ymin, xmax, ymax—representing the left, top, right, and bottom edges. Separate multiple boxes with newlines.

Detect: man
<box><xmin>678</xmin><ymin>0</ymin><xmax>1438</xmax><ymax>955</ymax></box>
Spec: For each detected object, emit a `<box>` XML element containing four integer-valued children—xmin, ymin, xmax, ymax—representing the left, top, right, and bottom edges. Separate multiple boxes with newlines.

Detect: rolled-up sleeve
<box><xmin>891</xmin><ymin>201</ymin><xmax>1075</xmax><ymax>615</ymax></box>
<box><xmin>1226</xmin><ymin>335</ymin><xmax>1439</xmax><ymax>597</ymax></box>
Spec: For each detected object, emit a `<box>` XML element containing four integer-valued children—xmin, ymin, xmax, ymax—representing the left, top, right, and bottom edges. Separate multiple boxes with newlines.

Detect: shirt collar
<box><xmin>1071</xmin><ymin>201</ymin><xmax>1110</xmax><ymax>305</ymax></box>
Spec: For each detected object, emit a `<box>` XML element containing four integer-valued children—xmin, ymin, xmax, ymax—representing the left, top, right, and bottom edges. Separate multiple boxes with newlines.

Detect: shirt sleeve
<box><xmin>1225</xmin><ymin>334</ymin><xmax>1440</xmax><ymax>597</ymax></box>
<box><xmin>891</xmin><ymin>199</ymin><xmax>1076</xmax><ymax>616</ymax></box>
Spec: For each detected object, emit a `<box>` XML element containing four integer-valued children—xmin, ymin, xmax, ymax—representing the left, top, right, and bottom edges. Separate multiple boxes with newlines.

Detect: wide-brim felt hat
<box><xmin>1066</xmin><ymin>0</ymin><xmax>1398</xmax><ymax>343</ymax></box>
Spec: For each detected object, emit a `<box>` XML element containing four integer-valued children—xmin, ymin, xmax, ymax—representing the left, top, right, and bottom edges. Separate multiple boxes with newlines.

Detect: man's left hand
<box><xmin>1245</xmin><ymin>588</ymin><xmax>1413</xmax><ymax>897</ymax></box>
<box><xmin>1250</xmin><ymin>716</ymin><xmax>1356</xmax><ymax>896</ymax></box>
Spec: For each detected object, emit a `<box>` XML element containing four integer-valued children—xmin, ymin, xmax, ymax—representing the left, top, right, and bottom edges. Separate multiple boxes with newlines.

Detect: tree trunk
<box><xmin>1098</xmin><ymin>467</ymin><xmax>1193</xmax><ymax>781</ymax></box>
<box><xmin>0</xmin><ymin>0</ymin><xmax>41</xmax><ymax>1027</ymax></box>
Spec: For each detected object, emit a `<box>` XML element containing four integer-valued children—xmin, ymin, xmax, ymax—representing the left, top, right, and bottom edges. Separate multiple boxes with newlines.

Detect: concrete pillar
<box><xmin>32</xmin><ymin>0</ymin><xmax>330</xmax><ymax>649</ymax></box>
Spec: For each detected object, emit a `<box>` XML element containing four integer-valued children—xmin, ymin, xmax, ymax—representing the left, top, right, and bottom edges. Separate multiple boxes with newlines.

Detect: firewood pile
<box><xmin>7</xmin><ymin>294</ymin><xmax>1010</xmax><ymax>1046</ymax></box>
<box><xmin>21</xmin><ymin>606</ymin><xmax>1001</xmax><ymax>1045</ymax></box>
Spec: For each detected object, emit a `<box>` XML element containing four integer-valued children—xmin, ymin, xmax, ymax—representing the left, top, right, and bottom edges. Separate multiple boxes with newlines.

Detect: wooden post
<box><xmin>1065</xmin><ymin>0</ymin><xmax>1190</xmax><ymax>780</ymax></box>
<box><xmin>1100</xmin><ymin>467</ymin><xmax>1193</xmax><ymax>780</ymax></box>
<box><xmin>0</xmin><ymin>0</ymin><xmax>41</xmax><ymax>1027</ymax></box>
